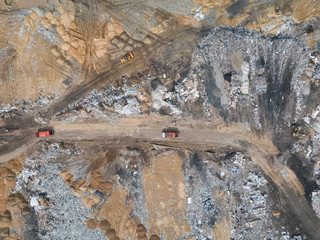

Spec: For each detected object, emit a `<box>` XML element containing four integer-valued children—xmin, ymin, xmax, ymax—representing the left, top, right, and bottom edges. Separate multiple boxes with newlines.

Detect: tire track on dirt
<box><xmin>44</xmin><ymin>24</ymin><xmax>198</xmax><ymax>120</ymax></box>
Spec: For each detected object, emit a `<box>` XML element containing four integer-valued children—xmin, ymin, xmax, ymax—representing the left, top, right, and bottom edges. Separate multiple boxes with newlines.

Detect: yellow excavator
<box><xmin>120</xmin><ymin>52</ymin><xmax>134</xmax><ymax>63</ymax></box>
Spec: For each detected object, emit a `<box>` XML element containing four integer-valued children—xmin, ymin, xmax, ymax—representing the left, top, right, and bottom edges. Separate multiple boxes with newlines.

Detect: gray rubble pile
<box><xmin>13</xmin><ymin>143</ymin><xmax>105</xmax><ymax>240</ymax></box>
<box><xmin>0</xmin><ymin>93</ymin><xmax>59</xmax><ymax>119</ymax></box>
<box><xmin>183</xmin><ymin>152</ymin><xmax>281</xmax><ymax>239</ymax></box>
<box><xmin>312</xmin><ymin>190</ymin><xmax>320</xmax><ymax>219</ymax></box>
<box><xmin>58</xmin><ymin>84</ymin><xmax>143</xmax><ymax>121</ymax></box>
<box><xmin>192</xmin><ymin>27</ymin><xmax>310</xmax><ymax>133</ymax></box>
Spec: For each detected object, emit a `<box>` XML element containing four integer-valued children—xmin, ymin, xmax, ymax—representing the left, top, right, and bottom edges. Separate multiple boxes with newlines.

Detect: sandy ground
<box><xmin>0</xmin><ymin>139</ymin><xmax>36</xmax><ymax>164</ymax></box>
<box><xmin>0</xmin><ymin>157</ymin><xmax>26</xmax><ymax>240</ymax></box>
<box><xmin>212</xmin><ymin>215</ymin><xmax>231</xmax><ymax>240</ymax></box>
<box><xmin>143</xmin><ymin>152</ymin><xmax>189</xmax><ymax>238</ymax></box>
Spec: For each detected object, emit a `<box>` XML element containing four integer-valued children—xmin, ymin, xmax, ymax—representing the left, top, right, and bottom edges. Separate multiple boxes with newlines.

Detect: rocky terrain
<box><xmin>1</xmin><ymin>0</ymin><xmax>320</xmax><ymax>240</ymax></box>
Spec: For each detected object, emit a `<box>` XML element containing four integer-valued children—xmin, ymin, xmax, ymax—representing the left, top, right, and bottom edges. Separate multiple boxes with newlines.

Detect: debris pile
<box><xmin>312</xmin><ymin>190</ymin><xmax>320</xmax><ymax>218</ymax></box>
<box><xmin>175</xmin><ymin>78</ymin><xmax>200</xmax><ymax>103</ymax></box>
<box><xmin>56</xmin><ymin>84</ymin><xmax>145</xmax><ymax>121</ymax></box>
<box><xmin>0</xmin><ymin>93</ymin><xmax>59</xmax><ymax>119</ymax></box>
<box><xmin>13</xmin><ymin>143</ymin><xmax>105</xmax><ymax>239</ymax></box>
<box><xmin>183</xmin><ymin>152</ymin><xmax>279</xmax><ymax>239</ymax></box>
<box><xmin>151</xmin><ymin>84</ymin><xmax>182</xmax><ymax>115</ymax></box>
<box><xmin>193</xmin><ymin>27</ymin><xmax>310</xmax><ymax>131</ymax></box>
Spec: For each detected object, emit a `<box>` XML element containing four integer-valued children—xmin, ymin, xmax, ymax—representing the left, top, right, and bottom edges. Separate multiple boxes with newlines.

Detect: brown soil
<box><xmin>136</xmin><ymin>224</ymin><xmax>147</xmax><ymax>240</ymax></box>
<box><xmin>105</xmin><ymin>228</ymin><xmax>117</xmax><ymax>238</ymax></box>
<box><xmin>97</xmin><ymin>188</ymin><xmax>136</xmax><ymax>239</ymax></box>
<box><xmin>0</xmin><ymin>156</ymin><xmax>28</xmax><ymax>239</ymax></box>
<box><xmin>81</xmin><ymin>196</ymin><xmax>95</xmax><ymax>209</ymax></box>
<box><xmin>99</xmin><ymin>220</ymin><xmax>110</xmax><ymax>231</ymax></box>
<box><xmin>89</xmin><ymin>170</ymin><xmax>113</xmax><ymax>194</ymax></box>
<box><xmin>59</xmin><ymin>169</ymin><xmax>74</xmax><ymax>185</ymax></box>
<box><xmin>59</xmin><ymin>169</ymin><xmax>102</xmax><ymax>208</ymax></box>
<box><xmin>212</xmin><ymin>215</ymin><xmax>231</xmax><ymax>240</ymax></box>
<box><xmin>86</xmin><ymin>149</ymin><xmax>119</xmax><ymax>173</ymax></box>
<box><xmin>6</xmin><ymin>159</ymin><xmax>22</xmax><ymax>173</ymax></box>
<box><xmin>143</xmin><ymin>152</ymin><xmax>189</xmax><ymax>239</ymax></box>
<box><xmin>86</xmin><ymin>219</ymin><xmax>98</xmax><ymax>229</ymax></box>
<box><xmin>149</xmin><ymin>235</ymin><xmax>161</xmax><ymax>240</ymax></box>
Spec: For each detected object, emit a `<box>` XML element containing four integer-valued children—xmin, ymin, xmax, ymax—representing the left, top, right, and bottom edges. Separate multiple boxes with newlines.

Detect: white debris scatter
<box><xmin>312</xmin><ymin>190</ymin><xmax>320</xmax><ymax>219</ymax></box>
<box><xmin>175</xmin><ymin>79</ymin><xmax>200</xmax><ymax>102</ymax></box>
<box><xmin>151</xmin><ymin>85</ymin><xmax>182</xmax><ymax>115</ymax></box>
<box><xmin>151</xmin><ymin>85</ymin><xmax>167</xmax><ymax>110</ymax></box>
<box><xmin>193</xmin><ymin>6</ymin><xmax>205</xmax><ymax>21</ymax></box>
<box><xmin>115</xmin><ymin>97</ymin><xmax>141</xmax><ymax>115</ymax></box>
<box><xmin>30</xmin><ymin>196</ymin><xmax>41</xmax><ymax>211</ymax></box>
<box><xmin>240</xmin><ymin>62</ymin><xmax>250</xmax><ymax>95</ymax></box>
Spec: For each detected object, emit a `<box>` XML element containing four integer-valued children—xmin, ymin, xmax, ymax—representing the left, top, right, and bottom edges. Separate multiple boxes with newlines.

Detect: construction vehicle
<box><xmin>120</xmin><ymin>52</ymin><xmax>134</xmax><ymax>63</ymax></box>
<box><xmin>35</xmin><ymin>130</ymin><xmax>54</xmax><ymax>138</ymax></box>
<box><xmin>162</xmin><ymin>128</ymin><xmax>180</xmax><ymax>138</ymax></box>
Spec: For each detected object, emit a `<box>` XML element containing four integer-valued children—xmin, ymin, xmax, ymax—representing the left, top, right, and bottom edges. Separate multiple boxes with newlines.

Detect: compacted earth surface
<box><xmin>1</xmin><ymin>0</ymin><xmax>320</xmax><ymax>239</ymax></box>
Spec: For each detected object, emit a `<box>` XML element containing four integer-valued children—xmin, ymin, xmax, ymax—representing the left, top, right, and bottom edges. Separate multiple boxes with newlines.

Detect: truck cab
<box><xmin>162</xmin><ymin>128</ymin><xmax>180</xmax><ymax>138</ymax></box>
<box><xmin>35</xmin><ymin>130</ymin><xmax>54</xmax><ymax>138</ymax></box>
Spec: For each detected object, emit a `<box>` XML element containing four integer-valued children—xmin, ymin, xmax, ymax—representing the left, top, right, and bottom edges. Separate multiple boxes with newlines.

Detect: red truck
<box><xmin>35</xmin><ymin>130</ymin><xmax>53</xmax><ymax>138</ymax></box>
<box><xmin>162</xmin><ymin>128</ymin><xmax>180</xmax><ymax>138</ymax></box>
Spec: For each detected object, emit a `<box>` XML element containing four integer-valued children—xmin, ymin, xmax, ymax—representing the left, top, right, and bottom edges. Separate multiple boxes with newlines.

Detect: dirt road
<box><xmin>0</xmin><ymin>116</ymin><xmax>320</xmax><ymax>238</ymax></box>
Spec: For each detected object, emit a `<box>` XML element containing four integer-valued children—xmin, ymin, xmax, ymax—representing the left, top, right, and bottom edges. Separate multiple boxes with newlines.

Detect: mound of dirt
<box><xmin>89</xmin><ymin>171</ymin><xmax>102</xmax><ymax>189</ymax></box>
<box><xmin>149</xmin><ymin>235</ymin><xmax>161</xmax><ymax>240</ymax></box>
<box><xmin>99</xmin><ymin>220</ymin><xmax>110</xmax><ymax>230</ymax></box>
<box><xmin>105</xmin><ymin>228</ymin><xmax>117</xmax><ymax>239</ymax></box>
<box><xmin>21</xmin><ymin>206</ymin><xmax>31</xmax><ymax>216</ymax></box>
<box><xmin>81</xmin><ymin>196</ymin><xmax>95</xmax><ymax>208</ymax></box>
<box><xmin>0</xmin><ymin>200</ymin><xmax>7</xmax><ymax>215</ymax></box>
<box><xmin>89</xmin><ymin>171</ymin><xmax>113</xmax><ymax>194</ymax></box>
<box><xmin>7</xmin><ymin>193</ymin><xmax>28</xmax><ymax>209</ymax></box>
<box><xmin>0</xmin><ymin>227</ymin><xmax>9</xmax><ymax>237</ymax></box>
<box><xmin>87</xmin><ymin>219</ymin><xmax>98</xmax><ymax>229</ymax></box>
<box><xmin>75</xmin><ymin>179</ymin><xmax>88</xmax><ymax>192</ymax></box>
<box><xmin>0</xmin><ymin>210</ymin><xmax>12</xmax><ymax>223</ymax></box>
<box><xmin>7</xmin><ymin>159</ymin><xmax>22</xmax><ymax>172</ymax></box>
<box><xmin>0</xmin><ymin>168</ymin><xmax>10</xmax><ymax>179</ymax></box>
<box><xmin>0</xmin><ymin>168</ymin><xmax>15</xmax><ymax>188</ymax></box>
<box><xmin>59</xmin><ymin>170</ymin><xmax>74</xmax><ymax>186</ymax></box>
<box><xmin>71</xmin><ymin>186</ymin><xmax>83</xmax><ymax>197</ymax></box>
<box><xmin>136</xmin><ymin>224</ymin><xmax>147</xmax><ymax>240</ymax></box>
<box><xmin>97</xmin><ymin>182</ymin><xmax>113</xmax><ymax>194</ymax></box>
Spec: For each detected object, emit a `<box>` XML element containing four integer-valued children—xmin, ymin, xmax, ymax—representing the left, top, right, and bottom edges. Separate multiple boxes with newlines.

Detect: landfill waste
<box><xmin>13</xmin><ymin>143</ymin><xmax>105</xmax><ymax>240</ymax></box>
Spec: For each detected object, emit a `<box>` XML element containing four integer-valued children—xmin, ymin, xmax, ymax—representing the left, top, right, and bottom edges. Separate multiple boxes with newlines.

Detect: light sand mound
<box><xmin>81</xmin><ymin>196</ymin><xmax>95</xmax><ymax>208</ymax></box>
